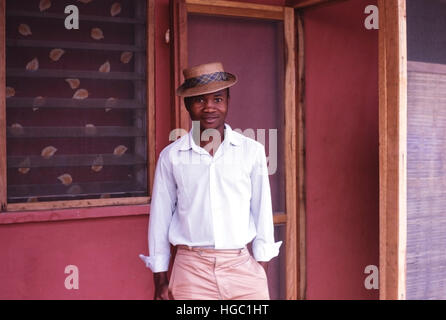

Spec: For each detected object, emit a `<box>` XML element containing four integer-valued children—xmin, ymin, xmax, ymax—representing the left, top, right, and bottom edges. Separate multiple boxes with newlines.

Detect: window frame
<box><xmin>0</xmin><ymin>0</ymin><xmax>156</xmax><ymax>213</ymax></box>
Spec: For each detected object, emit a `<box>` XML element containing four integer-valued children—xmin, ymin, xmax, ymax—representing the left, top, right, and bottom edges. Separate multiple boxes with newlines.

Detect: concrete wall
<box><xmin>0</xmin><ymin>0</ymin><xmax>381</xmax><ymax>300</ymax></box>
<box><xmin>304</xmin><ymin>0</ymin><xmax>379</xmax><ymax>299</ymax></box>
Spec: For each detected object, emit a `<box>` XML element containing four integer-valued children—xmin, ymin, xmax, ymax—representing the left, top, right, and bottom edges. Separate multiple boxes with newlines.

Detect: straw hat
<box><xmin>176</xmin><ymin>62</ymin><xmax>237</xmax><ymax>97</ymax></box>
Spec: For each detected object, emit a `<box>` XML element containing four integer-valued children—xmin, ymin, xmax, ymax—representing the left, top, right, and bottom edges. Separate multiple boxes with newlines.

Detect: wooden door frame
<box><xmin>378</xmin><ymin>0</ymin><xmax>407</xmax><ymax>300</ymax></box>
<box><xmin>0</xmin><ymin>0</ymin><xmax>6</xmax><ymax>212</ymax></box>
<box><xmin>170</xmin><ymin>0</ymin><xmax>301</xmax><ymax>300</ymax></box>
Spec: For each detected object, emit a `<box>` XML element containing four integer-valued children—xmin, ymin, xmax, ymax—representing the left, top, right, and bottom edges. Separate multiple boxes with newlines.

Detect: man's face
<box><xmin>186</xmin><ymin>89</ymin><xmax>229</xmax><ymax>132</ymax></box>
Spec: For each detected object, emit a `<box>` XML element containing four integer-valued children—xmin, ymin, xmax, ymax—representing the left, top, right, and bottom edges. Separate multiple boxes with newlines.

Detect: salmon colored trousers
<box><xmin>168</xmin><ymin>246</ymin><xmax>270</xmax><ymax>300</ymax></box>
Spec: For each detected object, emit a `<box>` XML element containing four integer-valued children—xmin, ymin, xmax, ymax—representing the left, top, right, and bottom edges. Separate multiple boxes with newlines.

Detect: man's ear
<box><xmin>183</xmin><ymin>99</ymin><xmax>190</xmax><ymax>112</ymax></box>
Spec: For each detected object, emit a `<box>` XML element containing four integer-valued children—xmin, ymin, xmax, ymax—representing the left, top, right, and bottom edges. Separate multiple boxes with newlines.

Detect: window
<box><xmin>0</xmin><ymin>0</ymin><xmax>155</xmax><ymax>211</ymax></box>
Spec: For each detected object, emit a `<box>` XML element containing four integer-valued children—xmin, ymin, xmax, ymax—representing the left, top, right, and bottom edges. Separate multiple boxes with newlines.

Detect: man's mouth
<box><xmin>202</xmin><ymin>117</ymin><xmax>219</xmax><ymax>124</ymax></box>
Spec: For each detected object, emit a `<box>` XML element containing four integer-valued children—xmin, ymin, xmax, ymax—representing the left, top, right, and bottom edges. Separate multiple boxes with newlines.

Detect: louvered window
<box><xmin>2</xmin><ymin>0</ymin><xmax>154</xmax><ymax>210</ymax></box>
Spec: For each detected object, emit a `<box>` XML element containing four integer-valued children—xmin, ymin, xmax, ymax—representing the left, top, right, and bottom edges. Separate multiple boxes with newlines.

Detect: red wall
<box><xmin>304</xmin><ymin>0</ymin><xmax>379</xmax><ymax>299</ymax></box>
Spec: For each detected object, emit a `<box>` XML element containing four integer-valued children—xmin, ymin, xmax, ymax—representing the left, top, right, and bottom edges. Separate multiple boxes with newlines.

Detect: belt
<box><xmin>176</xmin><ymin>245</ymin><xmax>246</xmax><ymax>254</ymax></box>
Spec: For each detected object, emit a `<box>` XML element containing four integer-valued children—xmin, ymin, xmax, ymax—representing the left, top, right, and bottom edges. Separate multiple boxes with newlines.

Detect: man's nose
<box><xmin>203</xmin><ymin>99</ymin><xmax>216</xmax><ymax>111</ymax></box>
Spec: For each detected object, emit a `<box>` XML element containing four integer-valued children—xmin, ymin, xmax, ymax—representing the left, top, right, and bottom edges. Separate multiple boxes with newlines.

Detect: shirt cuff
<box><xmin>252</xmin><ymin>240</ymin><xmax>283</xmax><ymax>262</ymax></box>
<box><xmin>138</xmin><ymin>253</ymin><xmax>171</xmax><ymax>273</ymax></box>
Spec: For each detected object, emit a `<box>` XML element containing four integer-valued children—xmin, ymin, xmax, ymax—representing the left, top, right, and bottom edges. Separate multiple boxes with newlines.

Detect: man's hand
<box><xmin>153</xmin><ymin>272</ymin><xmax>170</xmax><ymax>300</ymax></box>
<box><xmin>258</xmin><ymin>261</ymin><xmax>269</xmax><ymax>274</ymax></box>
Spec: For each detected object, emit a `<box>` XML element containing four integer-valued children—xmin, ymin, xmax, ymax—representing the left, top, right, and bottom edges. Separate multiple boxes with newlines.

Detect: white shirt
<box><xmin>139</xmin><ymin>123</ymin><xmax>282</xmax><ymax>272</ymax></box>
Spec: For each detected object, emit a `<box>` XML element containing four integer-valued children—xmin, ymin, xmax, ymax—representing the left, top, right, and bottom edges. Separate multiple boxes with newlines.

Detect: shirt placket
<box><xmin>209</xmin><ymin>144</ymin><xmax>227</xmax><ymax>249</ymax></box>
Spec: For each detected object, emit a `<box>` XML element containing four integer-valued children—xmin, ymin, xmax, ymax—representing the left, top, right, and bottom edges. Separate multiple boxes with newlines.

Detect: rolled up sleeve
<box><xmin>250</xmin><ymin>143</ymin><xmax>282</xmax><ymax>262</ymax></box>
<box><xmin>138</xmin><ymin>253</ymin><xmax>171</xmax><ymax>272</ymax></box>
<box><xmin>139</xmin><ymin>149</ymin><xmax>177</xmax><ymax>273</ymax></box>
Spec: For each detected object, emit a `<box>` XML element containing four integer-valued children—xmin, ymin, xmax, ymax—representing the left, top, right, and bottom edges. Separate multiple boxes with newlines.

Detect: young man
<box><xmin>140</xmin><ymin>62</ymin><xmax>281</xmax><ymax>300</ymax></box>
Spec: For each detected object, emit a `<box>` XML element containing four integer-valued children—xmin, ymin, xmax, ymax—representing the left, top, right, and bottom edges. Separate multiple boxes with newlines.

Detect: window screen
<box><xmin>407</xmin><ymin>0</ymin><xmax>446</xmax><ymax>299</ymax></box>
<box><xmin>5</xmin><ymin>0</ymin><xmax>148</xmax><ymax>204</ymax></box>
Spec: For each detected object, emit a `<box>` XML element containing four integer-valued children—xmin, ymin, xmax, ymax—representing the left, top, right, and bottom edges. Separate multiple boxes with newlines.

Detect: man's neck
<box><xmin>199</xmin><ymin>126</ymin><xmax>225</xmax><ymax>156</ymax></box>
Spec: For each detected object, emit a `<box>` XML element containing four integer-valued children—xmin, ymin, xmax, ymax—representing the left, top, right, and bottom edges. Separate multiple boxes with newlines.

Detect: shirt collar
<box><xmin>178</xmin><ymin>123</ymin><xmax>241</xmax><ymax>151</ymax></box>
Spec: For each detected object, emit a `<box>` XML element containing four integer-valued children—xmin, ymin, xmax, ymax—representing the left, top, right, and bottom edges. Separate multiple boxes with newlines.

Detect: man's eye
<box><xmin>215</xmin><ymin>98</ymin><xmax>222</xmax><ymax>102</ymax></box>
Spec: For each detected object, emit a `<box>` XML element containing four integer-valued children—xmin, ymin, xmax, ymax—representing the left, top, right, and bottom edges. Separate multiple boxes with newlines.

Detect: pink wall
<box><xmin>0</xmin><ymin>215</ymin><xmax>151</xmax><ymax>299</ymax></box>
<box><xmin>304</xmin><ymin>0</ymin><xmax>379</xmax><ymax>299</ymax></box>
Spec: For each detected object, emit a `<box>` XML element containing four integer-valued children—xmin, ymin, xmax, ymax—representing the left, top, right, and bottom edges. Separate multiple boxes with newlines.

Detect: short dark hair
<box><xmin>184</xmin><ymin>88</ymin><xmax>230</xmax><ymax>110</ymax></box>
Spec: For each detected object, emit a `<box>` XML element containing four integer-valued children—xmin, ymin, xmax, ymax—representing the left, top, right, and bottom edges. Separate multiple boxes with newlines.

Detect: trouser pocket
<box><xmin>168</xmin><ymin>262</ymin><xmax>177</xmax><ymax>299</ymax></box>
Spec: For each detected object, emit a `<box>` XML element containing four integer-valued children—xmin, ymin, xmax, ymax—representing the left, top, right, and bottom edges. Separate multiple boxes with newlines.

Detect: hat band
<box><xmin>183</xmin><ymin>72</ymin><xmax>230</xmax><ymax>89</ymax></box>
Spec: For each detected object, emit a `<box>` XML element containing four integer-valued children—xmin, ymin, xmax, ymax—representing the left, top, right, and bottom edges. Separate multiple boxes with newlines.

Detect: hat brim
<box><xmin>176</xmin><ymin>73</ymin><xmax>237</xmax><ymax>97</ymax></box>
